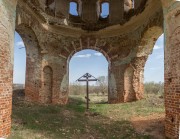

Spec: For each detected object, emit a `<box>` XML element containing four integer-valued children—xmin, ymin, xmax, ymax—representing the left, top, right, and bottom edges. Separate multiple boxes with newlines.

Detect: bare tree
<box><xmin>96</xmin><ymin>76</ymin><xmax>108</xmax><ymax>96</ymax></box>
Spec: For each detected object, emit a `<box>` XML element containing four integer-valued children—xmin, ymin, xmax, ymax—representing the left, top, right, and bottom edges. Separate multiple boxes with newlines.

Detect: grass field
<box><xmin>9</xmin><ymin>92</ymin><xmax>165</xmax><ymax>139</ymax></box>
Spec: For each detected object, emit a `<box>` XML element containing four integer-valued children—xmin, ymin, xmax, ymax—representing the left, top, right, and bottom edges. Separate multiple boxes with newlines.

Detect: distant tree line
<box><xmin>69</xmin><ymin>76</ymin><xmax>108</xmax><ymax>96</ymax></box>
<box><xmin>70</xmin><ymin>76</ymin><xmax>164</xmax><ymax>96</ymax></box>
<box><xmin>144</xmin><ymin>82</ymin><xmax>164</xmax><ymax>95</ymax></box>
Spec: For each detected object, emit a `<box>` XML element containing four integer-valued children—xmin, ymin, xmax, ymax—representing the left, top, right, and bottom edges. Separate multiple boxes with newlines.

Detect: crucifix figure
<box><xmin>76</xmin><ymin>73</ymin><xmax>98</xmax><ymax>110</ymax></box>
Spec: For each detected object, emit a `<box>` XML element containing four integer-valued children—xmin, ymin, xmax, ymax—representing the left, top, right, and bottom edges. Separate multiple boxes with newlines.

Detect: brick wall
<box><xmin>163</xmin><ymin>1</ymin><xmax>180</xmax><ymax>138</ymax></box>
<box><xmin>0</xmin><ymin>0</ymin><xmax>17</xmax><ymax>137</ymax></box>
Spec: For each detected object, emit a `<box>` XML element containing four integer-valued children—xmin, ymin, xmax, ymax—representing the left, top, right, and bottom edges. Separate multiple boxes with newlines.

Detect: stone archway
<box><xmin>15</xmin><ymin>24</ymin><xmax>41</xmax><ymax>102</ymax></box>
<box><xmin>134</xmin><ymin>26</ymin><xmax>163</xmax><ymax>100</ymax></box>
<box><xmin>68</xmin><ymin>49</ymin><xmax>109</xmax><ymax>100</ymax></box>
<box><xmin>66</xmin><ymin>43</ymin><xmax>112</xmax><ymax>100</ymax></box>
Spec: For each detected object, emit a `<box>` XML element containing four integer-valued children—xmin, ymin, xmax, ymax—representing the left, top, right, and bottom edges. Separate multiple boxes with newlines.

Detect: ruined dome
<box><xmin>21</xmin><ymin>0</ymin><xmax>154</xmax><ymax>31</ymax></box>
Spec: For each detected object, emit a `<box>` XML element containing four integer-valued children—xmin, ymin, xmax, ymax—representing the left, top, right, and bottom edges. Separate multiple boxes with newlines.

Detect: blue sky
<box><xmin>144</xmin><ymin>34</ymin><xmax>164</xmax><ymax>83</ymax></box>
<box><xmin>14</xmin><ymin>32</ymin><xmax>26</xmax><ymax>84</ymax></box>
<box><xmin>13</xmin><ymin>33</ymin><xmax>164</xmax><ymax>84</ymax></box>
<box><xmin>69</xmin><ymin>50</ymin><xmax>108</xmax><ymax>83</ymax></box>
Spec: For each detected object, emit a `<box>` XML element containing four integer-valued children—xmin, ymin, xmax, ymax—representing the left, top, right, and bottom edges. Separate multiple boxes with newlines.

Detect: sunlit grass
<box><xmin>9</xmin><ymin>94</ymin><xmax>164</xmax><ymax>139</ymax></box>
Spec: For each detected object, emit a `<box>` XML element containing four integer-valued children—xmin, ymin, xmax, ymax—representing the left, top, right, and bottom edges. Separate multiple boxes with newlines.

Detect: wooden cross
<box><xmin>76</xmin><ymin>73</ymin><xmax>98</xmax><ymax>110</ymax></box>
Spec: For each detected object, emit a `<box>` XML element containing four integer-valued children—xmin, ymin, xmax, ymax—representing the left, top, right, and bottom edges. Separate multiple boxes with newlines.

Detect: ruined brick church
<box><xmin>0</xmin><ymin>0</ymin><xmax>179</xmax><ymax>138</ymax></box>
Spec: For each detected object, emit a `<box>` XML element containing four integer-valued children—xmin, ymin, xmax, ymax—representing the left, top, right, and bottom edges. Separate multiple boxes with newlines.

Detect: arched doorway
<box><xmin>68</xmin><ymin>49</ymin><xmax>109</xmax><ymax>103</ymax></box>
<box><xmin>144</xmin><ymin>33</ymin><xmax>164</xmax><ymax>98</ymax></box>
<box><xmin>15</xmin><ymin>24</ymin><xmax>41</xmax><ymax>102</ymax></box>
<box><xmin>13</xmin><ymin>32</ymin><xmax>26</xmax><ymax>85</ymax></box>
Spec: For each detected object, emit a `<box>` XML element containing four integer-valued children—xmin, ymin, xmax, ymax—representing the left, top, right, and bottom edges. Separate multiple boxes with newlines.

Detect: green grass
<box><xmin>9</xmin><ymin>94</ymin><xmax>164</xmax><ymax>139</ymax></box>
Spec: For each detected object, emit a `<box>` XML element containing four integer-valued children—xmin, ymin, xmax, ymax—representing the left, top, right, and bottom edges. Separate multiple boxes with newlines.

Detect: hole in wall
<box><xmin>69</xmin><ymin>2</ymin><xmax>79</xmax><ymax>16</ymax></box>
<box><xmin>171</xmin><ymin>116</ymin><xmax>174</xmax><ymax>123</ymax></box>
<box><xmin>168</xmin><ymin>78</ymin><xmax>172</xmax><ymax>84</ymax></box>
<box><xmin>100</xmin><ymin>2</ymin><xmax>109</xmax><ymax>18</ymax></box>
<box><xmin>124</xmin><ymin>0</ymin><xmax>134</xmax><ymax>12</ymax></box>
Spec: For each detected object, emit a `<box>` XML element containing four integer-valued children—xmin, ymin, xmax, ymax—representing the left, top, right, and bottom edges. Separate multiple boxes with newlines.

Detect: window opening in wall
<box><xmin>69</xmin><ymin>49</ymin><xmax>108</xmax><ymax>103</ymax></box>
<box><xmin>124</xmin><ymin>0</ymin><xmax>134</xmax><ymax>12</ymax></box>
<box><xmin>69</xmin><ymin>2</ymin><xmax>79</xmax><ymax>16</ymax></box>
<box><xmin>100</xmin><ymin>2</ymin><xmax>109</xmax><ymax>18</ymax></box>
<box><xmin>132</xmin><ymin>0</ymin><xmax>135</xmax><ymax>8</ymax></box>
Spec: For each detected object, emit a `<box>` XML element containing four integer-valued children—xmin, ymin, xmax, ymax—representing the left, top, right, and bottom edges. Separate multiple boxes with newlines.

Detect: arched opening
<box><xmin>124</xmin><ymin>0</ymin><xmax>133</xmax><ymax>12</ymax></box>
<box><xmin>69</xmin><ymin>49</ymin><xmax>109</xmax><ymax>104</ymax></box>
<box><xmin>13</xmin><ymin>32</ymin><xmax>26</xmax><ymax>100</ymax></box>
<box><xmin>13</xmin><ymin>32</ymin><xmax>26</xmax><ymax>84</ymax></box>
<box><xmin>144</xmin><ymin>33</ymin><xmax>164</xmax><ymax>96</ymax></box>
<box><xmin>131</xmin><ymin>0</ymin><xmax>135</xmax><ymax>9</ymax></box>
<box><xmin>144</xmin><ymin>34</ymin><xmax>164</xmax><ymax>82</ymax></box>
<box><xmin>100</xmin><ymin>2</ymin><xmax>109</xmax><ymax>18</ymax></box>
<box><xmin>69</xmin><ymin>1</ymin><xmax>79</xmax><ymax>16</ymax></box>
<box><xmin>142</xmin><ymin>33</ymin><xmax>165</xmax><ymax>137</ymax></box>
<box><xmin>15</xmin><ymin>24</ymin><xmax>41</xmax><ymax>102</ymax></box>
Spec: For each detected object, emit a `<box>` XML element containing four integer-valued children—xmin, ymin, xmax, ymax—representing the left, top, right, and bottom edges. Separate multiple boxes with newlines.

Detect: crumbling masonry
<box><xmin>0</xmin><ymin>0</ymin><xmax>179</xmax><ymax>138</ymax></box>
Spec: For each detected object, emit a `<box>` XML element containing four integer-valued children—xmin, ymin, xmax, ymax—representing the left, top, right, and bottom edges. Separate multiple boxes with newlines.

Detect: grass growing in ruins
<box><xmin>9</xmin><ymin>93</ymin><xmax>165</xmax><ymax>139</ymax></box>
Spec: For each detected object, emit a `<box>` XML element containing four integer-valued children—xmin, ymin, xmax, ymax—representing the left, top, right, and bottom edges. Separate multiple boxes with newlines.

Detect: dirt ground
<box><xmin>131</xmin><ymin>114</ymin><xmax>165</xmax><ymax>139</ymax></box>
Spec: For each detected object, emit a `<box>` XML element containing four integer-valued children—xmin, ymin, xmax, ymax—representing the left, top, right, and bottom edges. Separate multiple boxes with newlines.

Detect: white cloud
<box><xmin>74</xmin><ymin>54</ymin><xmax>91</xmax><ymax>58</ymax></box>
<box><xmin>153</xmin><ymin>45</ymin><xmax>162</xmax><ymax>50</ymax></box>
<box><xmin>16</xmin><ymin>41</ymin><xmax>24</xmax><ymax>47</ymax></box>
<box><xmin>94</xmin><ymin>52</ymin><xmax>102</xmax><ymax>56</ymax></box>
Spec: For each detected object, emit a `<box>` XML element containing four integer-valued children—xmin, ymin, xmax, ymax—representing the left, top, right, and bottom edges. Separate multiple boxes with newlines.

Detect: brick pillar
<box><xmin>25</xmin><ymin>45</ymin><xmax>41</xmax><ymax>102</ymax></box>
<box><xmin>131</xmin><ymin>57</ymin><xmax>147</xmax><ymax>101</ymax></box>
<box><xmin>124</xmin><ymin>65</ymin><xmax>136</xmax><ymax>102</ymax></box>
<box><xmin>109</xmin><ymin>56</ymin><xmax>146</xmax><ymax>103</ymax></box>
<box><xmin>108</xmin><ymin>64</ymin><xmax>126</xmax><ymax>103</ymax></box>
<box><xmin>162</xmin><ymin>1</ymin><xmax>180</xmax><ymax>138</ymax></box>
<box><xmin>81</xmin><ymin>0</ymin><xmax>98</xmax><ymax>23</ymax></box>
<box><xmin>0</xmin><ymin>0</ymin><xmax>17</xmax><ymax>138</ymax></box>
<box><xmin>109</xmin><ymin>0</ymin><xmax>124</xmax><ymax>24</ymax></box>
